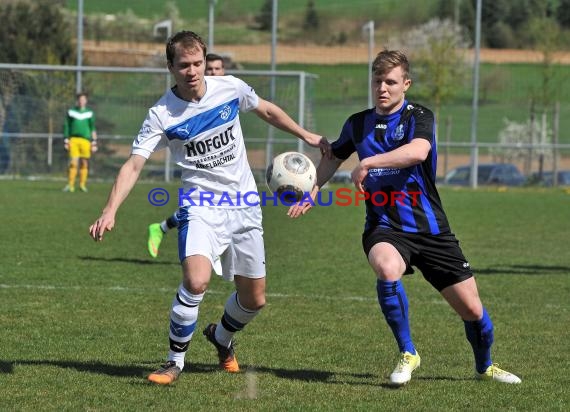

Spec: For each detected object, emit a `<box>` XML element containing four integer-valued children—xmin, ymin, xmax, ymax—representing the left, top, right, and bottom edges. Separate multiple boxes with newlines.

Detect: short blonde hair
<box><xmin>372</xmin><ymin>50</ymin><xmax>410</xmax><ymax>79</ymax></box>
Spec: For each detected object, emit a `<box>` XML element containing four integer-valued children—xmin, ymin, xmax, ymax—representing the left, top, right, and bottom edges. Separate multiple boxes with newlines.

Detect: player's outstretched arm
<box><xmin>253</xmin><ymin>98</ymin><xmax>331</xmax><ymax>157</ymax></box>
<box><xmin>288</xmin><ymin>154</ymin><xmax>343</xmax><ymax>218</ymax></box>
<box><xmin>89</xmin><ymin>154</ymin><xmax>147</xmax><ymax>241</ymax></box>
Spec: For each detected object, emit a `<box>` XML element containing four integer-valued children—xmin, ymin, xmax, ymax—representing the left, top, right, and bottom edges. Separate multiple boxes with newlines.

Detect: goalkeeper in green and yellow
<box><xmin>63</xmin><ymin>92</ymin><xmax>97</xmax><ymax>192</ymax></box>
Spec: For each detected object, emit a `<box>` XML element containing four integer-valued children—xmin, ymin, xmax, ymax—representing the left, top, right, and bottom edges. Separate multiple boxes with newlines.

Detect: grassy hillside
<box><xmin>61</xmin><ymin>0</ymin><xmax>570</xmax><ymax>146</ymax></box>
<box><xmin>65</xmin><ymin>0</ymin><xmax>439</xmax><ymax>44</ymax></box>
<box><xmin>66</xmin><ymin>0</ymin><xmax>438</xmax><ymax>22</ymax></box>
<box><xmin>81</xmin><ymin>60</ymin><xmax>570</xmax><ymax>146</ymax></box>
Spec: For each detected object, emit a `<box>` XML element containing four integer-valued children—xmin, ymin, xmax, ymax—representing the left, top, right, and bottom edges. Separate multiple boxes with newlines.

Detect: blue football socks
<box><xmin>464</xmin><ymin>307</ymin><xmax>494</xmax><ymax>374</ymax></box>
<box><xmin>376</xmin><ymin>279</ymin><xmax>416</xmax><ymax>354</ymax></box>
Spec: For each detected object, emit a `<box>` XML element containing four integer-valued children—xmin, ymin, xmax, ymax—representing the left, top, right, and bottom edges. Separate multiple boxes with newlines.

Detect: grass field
<box><xmin>244</xmin><ymin>62</ymin><xmax>570</xmax><ymax>144</ymax></box>
<box><xmin>65</xmin><ymin>0</ymin><xmax>570</xmax><ymax>145</ymax></box>
<box><xmin>86</xmin><ymin>60</ymin><xmax>570</xmax><ymax>145</ymax></box>
<box><xmin>1</xmin><ymin>180</ymin><xmax>569</xmax><ymax>410</ymax></box>
<box><xmin>67</xmin><ymin>0</ymin><xmax>438</xmax><ymax>25</ymax></box>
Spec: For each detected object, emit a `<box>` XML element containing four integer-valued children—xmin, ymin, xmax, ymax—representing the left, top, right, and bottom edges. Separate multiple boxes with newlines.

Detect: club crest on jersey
<box><xmin>220</xmin><ymin>105</ymin><xmax>232</xmax><ymax>120</ymax></box>
<box><xmin>392</xmin><ymin>124</ymin><xmax>405</xmax><ymax>141</ymax></box>
<box><xmin>138</xmin><ymin>125</ymin><xmax>151</xmax><ymax>136</ymax></box>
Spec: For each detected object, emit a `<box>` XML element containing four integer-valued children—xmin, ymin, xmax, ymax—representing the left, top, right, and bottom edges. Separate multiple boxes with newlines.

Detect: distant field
<box><xmin>65</xmin><ymin>0</ymin><xmax>441</xmax><ymax>49</ymax></box>
<box><xmin>274</xmin><ymin>61</ymin><xmax>570</xmax><ymax>143</ymax></box>
<box><xmin>88</xmin><ymin>57</ymin><xmax>570</xmax><ymax>144</ymax></box>
<box><xmin>1</xmin><ymin>180</ymin><xmax>569</xmax><ymax>410</ymax></box>
<box><xmin>59</xmin><ymin>0</ymin><xmax>570</xmax><ymax>148</ymax></box>
<box><xmin>65</xmin><ymin>0</ymin><xmax>437</xmax><ymax>23</ymax></box>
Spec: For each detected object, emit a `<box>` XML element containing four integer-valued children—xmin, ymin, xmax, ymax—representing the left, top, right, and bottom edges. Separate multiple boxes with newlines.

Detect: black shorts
<box><xmin>362</xmin><ymin>227</ymin><xmax>473</xmax><ymax>291</ymax></box>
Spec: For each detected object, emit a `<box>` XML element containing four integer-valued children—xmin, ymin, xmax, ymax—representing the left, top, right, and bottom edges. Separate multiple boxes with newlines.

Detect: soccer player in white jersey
<box><xmin>89</xmin><ymin>30</ymin><xmax>329</xmax><ymax>385</ymax></box>
<box><xmin>147</xmin><ymin>53</ymin><xmax>227</xmax><ymax>258</ymax></box>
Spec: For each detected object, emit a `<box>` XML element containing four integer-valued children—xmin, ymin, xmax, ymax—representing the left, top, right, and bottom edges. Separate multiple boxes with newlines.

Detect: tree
<box><xmin>525</xmin><ymin>17</ymin><xmax>563</xmax><ymax>108</ymax></box>
<box><xmin>0</xmin><ymin>0</ymin><xmax>75</xmax><ymax>172</ymax></box>
<box><xmin>254</xmin><ymin>0</ymin><xmax>273</xmax><ymax>31</ymax></box>
<box><xmin>556</xmin><ymin>0</ymin><xmax>570</xmax><ymax>27</ymax></box>
<box><xmin>480</xmin><ymin>67</ymin><xmax>508</xmax><ymax>103</ymax></box>
<box><xmin>397</xmin><ymin>18</ymin><xmax>470</xmax><ymax>131</ymax></box>
<box><xmin>502</xmin><ymin>15</ymin><xmax>562</xmax><ymax>176</ymax></box>
<box><xmin>486</xmin><ymin>21</ymin><xmax>515</xmax><ymax>49</ymax></box>
<box><xmin>0</xmin><ymin>0</ymin><xmax>73</xmax><ymax>134</ymax></box>
<box><xmin>506</xmin><ymin>0</ymin><xmax>544</xmax><ymax>29</ymax></box>
<box><xmin>479</xmin><ymin>0</ymin><xmax>510</xmax><ymax>47</ymax></box>
<box><xmin>303</xmin><ymin>0</ymin><xmax>319</xmax><ymax>31</ymax></box>
<box><xmin>493</xmin><ymin>117</ymin><xmax>551</xmax><ymax>172</ymax></box>
<box><xmin>0</xmin><ymin>0</ymin><xmax>73</xmax><ymax>64</ymax></box>
<box><xmin>434</xmin><ymin>0</ymin><xmax>456</xmax><ymax>20</ymax></box>
<box><xmin>458</xmin><ymin>0</ymin><xmax>559</xmax><ymax>48</ymax></box>
<box><xmin>480</xmin><ymin>0</ymin><xmax>510</xmax><ymax>29</ymax></box>
<box><xmin>456</xmin><ymin>1</ymin><xmax>475</xmax><ymax>43</ymax></box>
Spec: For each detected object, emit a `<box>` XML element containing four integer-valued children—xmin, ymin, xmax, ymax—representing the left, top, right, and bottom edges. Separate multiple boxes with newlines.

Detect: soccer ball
<box><xmin>266</xmin><ymin>151</ymin><xmax>317</xmax><ymax>202</ymax></box>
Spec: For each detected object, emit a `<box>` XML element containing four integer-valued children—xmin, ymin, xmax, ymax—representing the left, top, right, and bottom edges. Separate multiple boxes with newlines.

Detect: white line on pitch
<box><xmin>1</xmin><ymin>283</ymin><xmax>563</xmax><ymax>309</ymax></box>
<box><xmin>0</xmin><ymin>283</ymin><xmax>374</xmax><ymax>302</ymax></box>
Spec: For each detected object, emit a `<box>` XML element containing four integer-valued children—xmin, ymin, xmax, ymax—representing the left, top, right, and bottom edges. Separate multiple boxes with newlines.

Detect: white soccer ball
<box><xmin>266</xmin><ymin>151</ymin><xmax>317</xmax><ymax>202</ymax></box>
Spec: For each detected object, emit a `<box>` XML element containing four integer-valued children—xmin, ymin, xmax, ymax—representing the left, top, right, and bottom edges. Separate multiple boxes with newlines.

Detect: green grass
<box><xmin>66</xmin><ymin>0</ymin><xmax>437</xmax><ymax>24</ymax></box>
<box><xmin>259</xmin><ymin>62</ymin><xmax>570</xmax><ymax>143</ymax></box>
<box><xmin>1</xmin><ymin>180</ymin><xmax>569</xmax><ymax>410</ymax></box>
<box><xmin>59</xmin><ymin>0</ymin><xmax>570</xmax><ymax>146</ymax></box>
<box><xmin>89</xmin><ymin>59</ymin><xmax>570</xmax><ymax>144</ymax></box>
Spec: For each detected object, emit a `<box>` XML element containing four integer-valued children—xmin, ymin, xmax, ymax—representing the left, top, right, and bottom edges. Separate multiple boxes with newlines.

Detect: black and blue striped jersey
<box><xmin>331</xmin><ymin>101</ymin><xmax>451</xmax><ymax>235</ymax></box>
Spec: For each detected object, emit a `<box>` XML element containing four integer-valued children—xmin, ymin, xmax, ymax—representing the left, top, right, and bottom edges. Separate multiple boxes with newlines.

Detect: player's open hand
<box><xmin>352</xmin><ymin>164</ymin><xmax>367</xmax><ymax>192</ymax></box>
<box><xmin>305</xmin><ymin>134</ymin><xmax>332</xmax><ymax>159</ymax></box>
<box><xmin>287</xmin><ymin>185</ymin><xmax>319</xmax><ymax>218</ymax></box>
<box><xmin>89</xmin><ymin>213</ymin><xmax>115</xmax><ymax>242</ymax></box>
<box><xmin>318</xmin><ymin>136</ymin><xmax>332</xmax><ymax>159</ymax></box>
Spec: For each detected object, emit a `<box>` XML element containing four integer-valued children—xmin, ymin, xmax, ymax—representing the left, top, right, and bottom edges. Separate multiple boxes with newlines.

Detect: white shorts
<box><xmin>177</xmin><ymin>206</ymin><xmax>266</xmax><ymax>281</ymax></box>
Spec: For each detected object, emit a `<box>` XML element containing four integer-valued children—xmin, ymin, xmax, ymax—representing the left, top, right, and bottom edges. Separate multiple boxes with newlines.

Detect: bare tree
<box><xmin>389</xmin><ymin>18</ymin><xmax>470</xmax><ymax>134</ymax></box>
<box><xmin>492</xmin><ymin>118</ymin><xmax>550</xmax><ymax>165</ymax></box>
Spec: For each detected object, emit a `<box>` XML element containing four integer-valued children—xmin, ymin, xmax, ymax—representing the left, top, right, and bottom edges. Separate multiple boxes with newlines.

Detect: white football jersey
<box><xmin>132</xmin><ymin>75</ymin><xmax>259</xmax><ymax>208</ymax></box>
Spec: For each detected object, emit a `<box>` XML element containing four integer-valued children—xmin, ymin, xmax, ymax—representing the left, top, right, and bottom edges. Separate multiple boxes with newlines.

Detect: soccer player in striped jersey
<box><xmin>146</xmin><ymin>53</ymin><xmax>227</xmax><ymax>259</ymax></box>
<box><xmin>89</xmin><ymin>31</ymin><xmax>329</xmax><ymax>385</ymax></box>
<box><xmin>288</xmin><ymin>49</ymin><xmax>521</xmax><ymax>386</ymax></box>
<box><xmin>62</xmin><ymin>92</ymin><xmax>97</xmax><ymax>193</ymax></box>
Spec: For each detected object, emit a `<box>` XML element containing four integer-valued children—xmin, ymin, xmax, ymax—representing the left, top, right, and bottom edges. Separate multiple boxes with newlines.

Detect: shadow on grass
<box><xmin>0</xmin><ymin>359</ymin><xmax>379</xmax><ymax>385</ymax></box>
<box><xmin>475</xmin><ymin>264</ymin><xmax>570</xmax><ymax>275</ymax></box>
<box><xmin>1</xmin><ymin>359</ymin><xmax>475</xmax><ymax>386</ymax></box>
<box><xmin>239</xmin><ymin>364</ymin><xmax>377</xmax><ymax>386</ymax></box>
<box><xmin>79</xmin><ymin>255</ymin><xmax>178</xmax><ymax>266</ymax></box>
<box><xmin>0</xmin><ymin>360</ymin><xmax>147</xmax><ymax>377</ymax></box>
